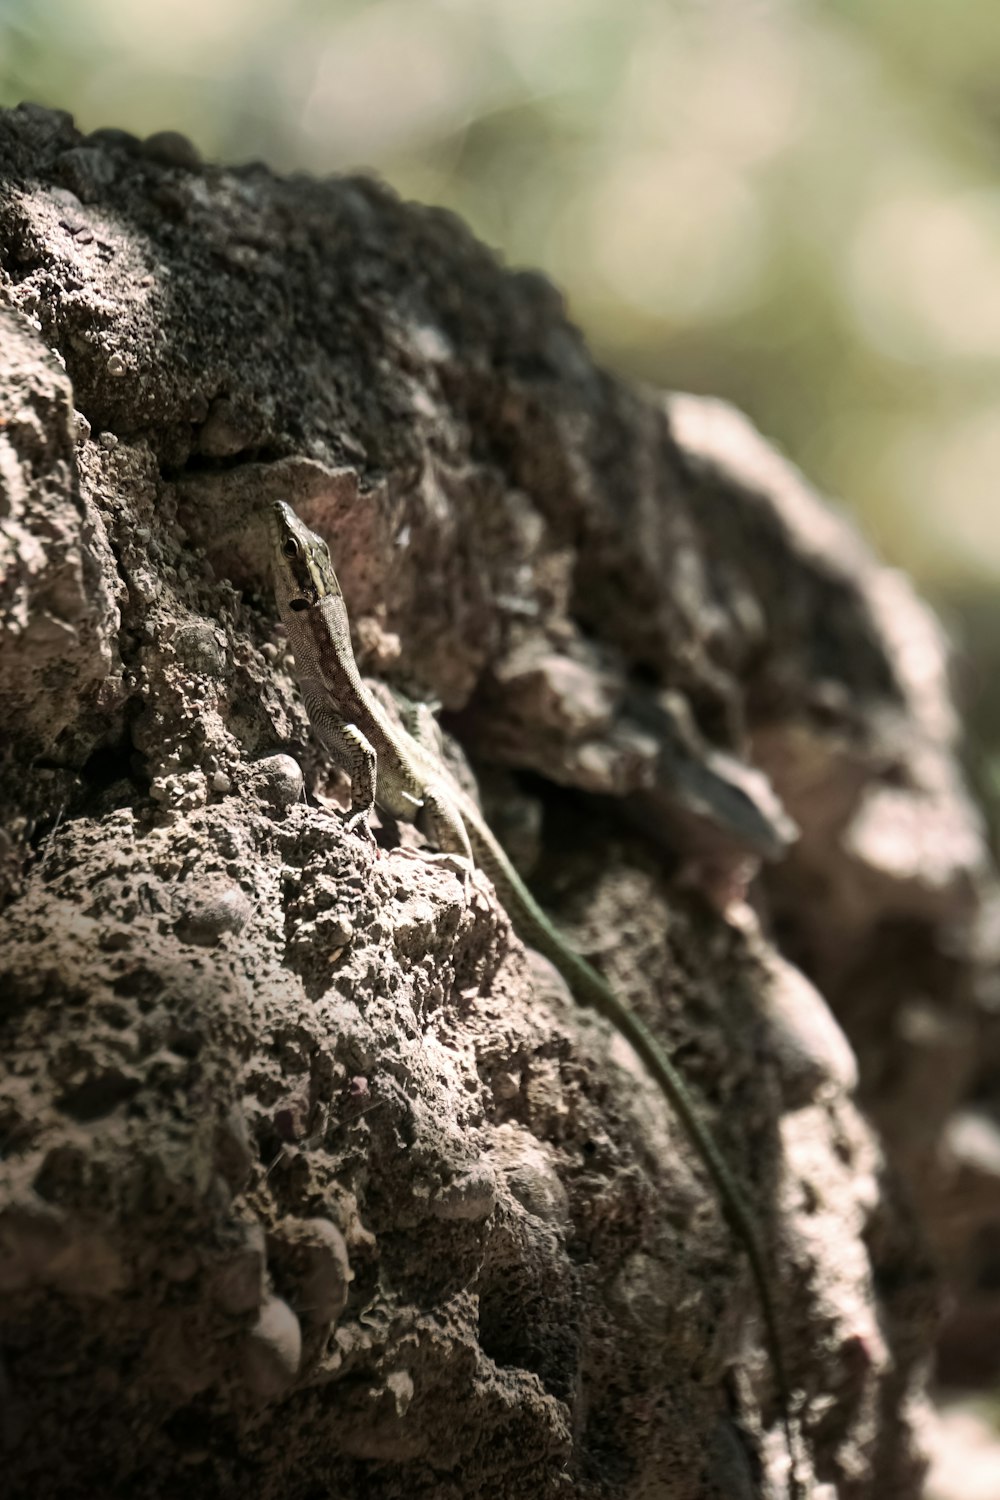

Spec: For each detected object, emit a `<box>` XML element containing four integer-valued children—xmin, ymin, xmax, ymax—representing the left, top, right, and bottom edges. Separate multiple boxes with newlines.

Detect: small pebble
<box><xmin>176</xmin><ymin>621</ymin><xmax>223</xmax><ymax>667</ymax></box>
<box><xmin>198</xmin><ymin>396</ymin><xmax>252</xmax><ymax>458</ymax></box>
<box><xmin>141</xmin><ymin>130</ymin><xmax>202</xmax><ymax>170</ymax></box>
<box><xmin>54</xmin><ymin>145</ymin><xmax>116</xmax><ymax>201</ymax></box>
<box><xmin>946</xmin><ymin>1111</ymin><xmax>1000</xmax><ymax>1180</ymax></box>
<box><xmin>431</xmin><ymin>1162</ymin><xmax>499</xmax><ymax>1222</ymax></box>
<box><xmin>495</xmin><ymin>1126</ymin><xmax>570</xmax><ymax>1227</ymax></box>
<box><xmin>86</xmin><ymin>126</ymin><xmax>141</xmax><ymax>154</ymax></box>
<box><xmin>275</xmin><ymin>1218</ymin><xmax>352</xmax><ymax>1325</ymax></box>
<box><xmin>240</xmin><ymin>1294</ymin><xmax>302</xmax><ymax>1400</ymax></box>
<box><xmin>249</xmin><ymin>754</ymin><xmax>304</xmax><ymax>812</ymax></box>
<box><xmin>175</xmin><ymin>886</ymin><xmax>251</xmax><ymax>946</ymax></box>
<box><xmin>758</xmin><ymin>950</ymin><xmax>858</xmax><ymax>1106</ymax></box>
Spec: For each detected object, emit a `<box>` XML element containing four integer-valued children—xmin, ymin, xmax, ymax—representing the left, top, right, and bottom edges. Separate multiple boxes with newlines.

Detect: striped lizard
<box><xmin>268</xmin><ymin>498</ymin><xmax>799</xmax><ymax>1495</ymax></box>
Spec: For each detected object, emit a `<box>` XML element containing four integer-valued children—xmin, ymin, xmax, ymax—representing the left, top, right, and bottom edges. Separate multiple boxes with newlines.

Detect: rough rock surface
<box><xmin>0</xmin><ymin>102</ymin><xmax>993</xmax><ymax>1498</ymax></box>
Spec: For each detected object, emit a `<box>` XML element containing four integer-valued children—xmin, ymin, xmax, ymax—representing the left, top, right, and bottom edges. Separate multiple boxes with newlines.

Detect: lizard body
<box><xmin>269</xmin><ymin>499</ymin><xmax>798</xmax><ymax>1494</ymax></box>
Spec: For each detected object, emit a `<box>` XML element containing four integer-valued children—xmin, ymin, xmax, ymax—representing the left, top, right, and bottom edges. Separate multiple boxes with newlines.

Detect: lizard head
<box><xmin>270</xmin><ymin>500</ymin><xmax>344</xmax><ymax>613</ymax></box>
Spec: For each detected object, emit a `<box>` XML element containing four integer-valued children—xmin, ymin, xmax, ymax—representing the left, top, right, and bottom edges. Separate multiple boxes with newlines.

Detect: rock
<box><xmin>240</xmin><ymin>1295</ymin><xmax>302</xmax><ymax>1400</ymax></box>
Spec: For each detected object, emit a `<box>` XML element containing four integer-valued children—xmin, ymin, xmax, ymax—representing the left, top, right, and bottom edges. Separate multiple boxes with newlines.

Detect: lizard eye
<box><xmin>283</xmin><ymin>538</ymin><xmax>299</xmax><ymax>558</ymax></box>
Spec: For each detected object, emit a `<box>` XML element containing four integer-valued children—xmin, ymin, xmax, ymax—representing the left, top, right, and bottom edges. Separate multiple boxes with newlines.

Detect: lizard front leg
<box><xmin>301</xmin><ymin>685</ymin><xmax>378</xmax><ymax>837</ymax></box>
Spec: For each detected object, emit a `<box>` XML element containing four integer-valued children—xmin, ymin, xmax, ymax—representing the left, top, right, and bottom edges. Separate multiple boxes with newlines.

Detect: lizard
<box><xmin>268</xmin><ymin>498</ymin><xmax>800</xmax><ymax>1496</ymax></box>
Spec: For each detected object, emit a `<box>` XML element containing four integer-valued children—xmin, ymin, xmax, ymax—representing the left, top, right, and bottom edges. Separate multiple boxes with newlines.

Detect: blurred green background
<box><xmin>2</xmin><ymin>0</ymin><xmax>999</xmax><ymax>783</ymax></box>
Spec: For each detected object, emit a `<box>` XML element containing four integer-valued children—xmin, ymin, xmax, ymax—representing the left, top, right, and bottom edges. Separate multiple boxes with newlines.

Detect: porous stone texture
<box><xmin>0</xmin><ymin>101</ymin><xmax>993</xmax><ymax>1498</ymax></box>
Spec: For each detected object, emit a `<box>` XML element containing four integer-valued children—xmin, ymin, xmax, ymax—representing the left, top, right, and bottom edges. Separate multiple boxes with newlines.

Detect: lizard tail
<box><xmin>465</xmin><ymin>817</ymin><xmax>801</xmax><ymax>1497</ymax></box>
